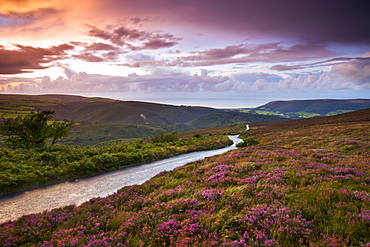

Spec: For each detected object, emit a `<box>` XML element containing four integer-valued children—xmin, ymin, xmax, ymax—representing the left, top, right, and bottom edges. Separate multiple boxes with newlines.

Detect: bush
<box><xmin>151</xmin><ymin>131</ymin><xmax>178</xmax><ymax>143</ymax></box>
<box><xmin>236</xmin><ymin>137</ymin><xmax>259</xmax><ymax>147</ymax></box>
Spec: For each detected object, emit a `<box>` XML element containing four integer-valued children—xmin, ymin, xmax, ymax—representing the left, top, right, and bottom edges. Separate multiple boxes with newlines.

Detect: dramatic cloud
<box><xmin>0</xmin><ymin>44</ymin><xmax>74</xmax><ymax>74</ymax></box>
<box><xmin>331</xmin><ymin>58</ymin><xmax>370</xmax><ymax>88</ymax></box>
<box><xmin>0</xmin><ymin>0</ymin><xmax>369</xmax><ymax>106</ymax></box>
<box><xmin>0</xmin><ymin>7</ymin><xmax>61</xmax><ymax>28</ymax></box>
<box><xmin>86</xmin><ymin>24</ymin><xmax>180</xmax><ymax>50</ymax></box>
<box><xmin>121</xmin><ymin>42</ymin><xmax>340</xmax><ymax>68</ymax></box>
<box><xmin>142</xmin><ymin>39</ymin><xmax>178</xmax><ymax>50</ymax></box>
<box><xmin>185</xmin><ymin>42</ymin><xmax>340</xmax><ymax>65</ymax></box>
<box><xmin>70</xmin><ymin>42</ymin><xmax>122</xmax><ymax>62</ymax></box>
<box><xmin>3</xmin><ymin>63</ymin><xmax>369</xmax><ymax>96</ymax></box>
<box><xmin>270</xmin><ymin>65</ymin><xmax>305</xmax><ymax>71</ymax></box>
<box><xmin>72</xmin><ymin>53</ymin><xmax>105</xmax><ymax>63</ymax></box>
<box><xmin>85</xmin><ymin>42</ymin><xmax>118</xmax><ymax>51</ymax></box>
<box><xmin>0</xmin><ymin>0</ymin><xmax>55</xmax><ymax>14</ymax></box>
<box><xmin>152</xmin><ymin>0</ymin><xmax>370</xmax><ymax>45</ymax></box>
<box><xmin>85</xmin><ymin>0</ymin><xmax>370</xmax><ymax>46</ymax></box>
<box><xmin>1</xmin><ymin>69</ymin><xmax>231</xmax><ymax>93</ymax></box>
<box><xmin>270</xmin><ymin>56</ymin><xmax>370</xmax><ymax>72</ymax></box>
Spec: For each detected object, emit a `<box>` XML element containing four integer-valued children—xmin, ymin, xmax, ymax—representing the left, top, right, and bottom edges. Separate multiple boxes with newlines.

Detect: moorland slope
<box><xmin>1</xmin><ymin>108</ymin><xmax>369</xmax><ymax>246</ymax></box>
<box><xmin>246</xmin><ymin>98</ymin><xmax>370</xmax><ymax>119</ymax></box>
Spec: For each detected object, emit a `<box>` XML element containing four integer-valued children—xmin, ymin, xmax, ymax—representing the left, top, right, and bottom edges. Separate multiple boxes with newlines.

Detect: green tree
<box><xmin>49</xmin><ymin>121</ymin><xmax>74</xmax><ymax>145</ymax></box>
<box><xmin>0</xmin><ymin>110</ymin><xmax>73</xmax><ymax>149</ymax></box>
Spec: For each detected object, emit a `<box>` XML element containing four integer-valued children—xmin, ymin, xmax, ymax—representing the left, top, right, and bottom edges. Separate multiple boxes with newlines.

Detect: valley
<box><xmin>0</xmin><ymin>94</ymin><xmax>286</xmax><ymax>146</ymax></box>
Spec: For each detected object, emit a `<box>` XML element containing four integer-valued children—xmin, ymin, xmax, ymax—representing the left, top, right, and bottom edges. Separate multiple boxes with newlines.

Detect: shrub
<box><xmin>151</xmin><ymin>131</ymin><xmax>179</xmax><ymax>143</ymax></box>
<box><xmin>236</xmin><ymin>137</ymin><xmax>259</xmax><ymax>147</ymax></box>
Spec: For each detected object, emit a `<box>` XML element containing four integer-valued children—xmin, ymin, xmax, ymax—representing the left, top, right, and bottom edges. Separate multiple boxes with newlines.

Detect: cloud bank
<box><xmin>2</xmin><ymin>55</ymin><xmax>369</xmax><ymax>95</ymax></box>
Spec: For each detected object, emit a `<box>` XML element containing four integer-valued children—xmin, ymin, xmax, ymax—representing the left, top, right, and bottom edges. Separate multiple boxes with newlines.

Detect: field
<box><xmin>0</xmin><ymin>110</ymin><xmax>369</xmax><ymax>246</ymax></box>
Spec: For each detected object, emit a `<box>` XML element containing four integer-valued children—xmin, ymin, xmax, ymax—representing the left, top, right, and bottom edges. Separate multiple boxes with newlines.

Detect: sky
<box><xmin>0</xmin><ymin>0</ymin><xmax>369</xmax><ymax>108</ymax></box>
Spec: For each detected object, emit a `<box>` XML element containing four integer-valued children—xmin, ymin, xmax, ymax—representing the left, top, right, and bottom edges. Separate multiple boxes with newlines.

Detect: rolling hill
<box><xmin>0</xmin><ymin>94</ymin><xmax>287</xmax><ymax>145</ymax></box>
<box><xmin>245</xmin><ymin>99</ymin><xmax>370</xmax><ymax>119</ymax></box>
<box><xmin>0</xmin><ymin>94</ymin><xmax>287</xmax><ymax>125</ymax></box>
<box><xmin>0</xmin><ymin>94</ymin><xmax>219</xmax><ymax>124</ymax></box>
<box><xmin>252</xmin><ymin>107</ymin><xmax>370</xmax><ymax>131</ymax></box>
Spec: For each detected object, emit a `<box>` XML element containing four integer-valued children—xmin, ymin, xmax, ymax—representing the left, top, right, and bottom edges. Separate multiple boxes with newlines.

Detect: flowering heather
<box><xmin>0</xmin><ymin>115</ymin><xmax>369</xmax><ymax>246</ymax></box>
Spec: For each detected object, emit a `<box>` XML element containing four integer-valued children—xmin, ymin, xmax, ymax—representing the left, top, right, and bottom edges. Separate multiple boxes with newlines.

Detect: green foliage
<box><xmin>188</xmin><ymin>111</ymin><xmax>288</xmax><ymax>129</ymax></box>
<box><xmin>193</xmin><ymin>133</ymin><xmax>202</xmax><ymax>138</ymax></box>
<box><xmin>236</xmin><ymin>137</ymin><xmax>259</xmax><ymax>147</ymax></box>
<box><xmin>67</xmin><ymin>123</ymin><xmax>170</xmax><ymax>146</ymax></box>
<box><xmin>0</xmin><ymin>133</ymin><xmax>232</xmax><ymax>195</ymax></box>
<box><xmin>49</xmin><ymin>121</ymin><xmax>73</xmax><ymax>145</ymax></box>
<box><xmin>0</xmin><ymin>111</ymin><xmax>73</xmax><ymax>149</ymax></box>
<box><xmin>150</xmin><ymin>131</ymin><xmax>179</xmax><ymax>143</ymax></box>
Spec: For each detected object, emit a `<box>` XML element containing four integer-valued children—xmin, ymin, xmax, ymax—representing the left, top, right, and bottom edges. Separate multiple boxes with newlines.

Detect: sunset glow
<box><xmin>1</xmin><ymin>0</ymin><xmax>369</xmax><ymax>107</ymax></box>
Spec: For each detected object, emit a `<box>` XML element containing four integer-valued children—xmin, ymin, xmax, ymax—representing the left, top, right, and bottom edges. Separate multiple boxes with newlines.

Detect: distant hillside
<box><xmin>0</xmin><ymin>94</ymin><xmax>218</xmax><ymax>124</ymax></box>
<box><xmin>252</xmin><ymin>107</ymin><xmax>370</xmax><ymax>131</ymax></box>
<box><xmin>187</xmin><ymin>111</ymin><xmax>288</xmax><ymax>129</ymax></box>
<box><xmin>0</xmin><ymin>94</ymin><xmax>287</xmax><ymax>145</ymax></box>
<box><xmin>245</xmin><ymin>99</ymin><xmax>370</xmax><ymax>119</ymax></box>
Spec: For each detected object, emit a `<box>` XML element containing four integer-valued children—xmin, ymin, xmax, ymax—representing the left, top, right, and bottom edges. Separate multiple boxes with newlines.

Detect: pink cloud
<box><xmin>85</xmin><ymin>24</ymin><xmax>180</xmax><ymax>50</ymax></box>
<box><xmin>1</xmin><ymin>64</ymin><xmax>369</xmax><ymax>95</ymax></box>
<box><xmin>142</xmin><ymin>39</ymin><xmax>178</xmax><ymax>50</ymax></box>
<box><xmin>184</xmin><ymin>42</ymin><xmax>339</xmax><ymax>66</ymax></box>
<box><xmin>120</xmin><ymin>42</ymin><xmax>339</xmax><ymax>68</ymax></box>
<box><xmin>0</xmin><ymin>43</ymin><xmax>74</xmax><ymax>74</ymax></box>
<box><xmin>270</xmin><ymin>65</ymin><xmax>304</xmax><ymax>71</ymax></box>
<box><xmin>85</xmin><ymin>43</ymin><xmax>118</xmax><ymax>51</ymax></box>
<box><xmin>72</xmin><ymin>53</ymin><xmax>105</xmax><ymax>63</ymax></box>
<box><xmin>0</xmin><ymin>7</ymin><xmax>62</xmax><ymax>28</ymax></box>
<box><xmin>331</xmin><ymin>58</ymin><xmax>370</xmax><ymax>87</ymax></box>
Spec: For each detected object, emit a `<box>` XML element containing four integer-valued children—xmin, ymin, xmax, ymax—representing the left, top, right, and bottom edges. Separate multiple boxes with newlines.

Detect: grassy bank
<box><xmin>0</xmin><ymin>130</ymin><xmax>236</xmax><ymax>195</ymax></box>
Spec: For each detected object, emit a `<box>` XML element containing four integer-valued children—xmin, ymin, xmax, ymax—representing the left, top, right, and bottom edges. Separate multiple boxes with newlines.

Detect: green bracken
<box><xmin>0</xmin><ymin>130</ymin><xmax>234</xmax><ymax>195</ymax></box>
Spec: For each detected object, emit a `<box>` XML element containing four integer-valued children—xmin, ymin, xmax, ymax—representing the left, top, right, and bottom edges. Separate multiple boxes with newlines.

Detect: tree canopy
<box><xmin>0</xmin><ymin>110</ymin><xmax>73</xmax><ymax>149</ymax></box>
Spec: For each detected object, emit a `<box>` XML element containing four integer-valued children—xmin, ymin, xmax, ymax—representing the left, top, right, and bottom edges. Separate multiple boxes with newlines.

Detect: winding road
<box><xmin>0</xmin><ymin>135</ymin><xmax>242</xmax><ymax>223</ymax></box>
